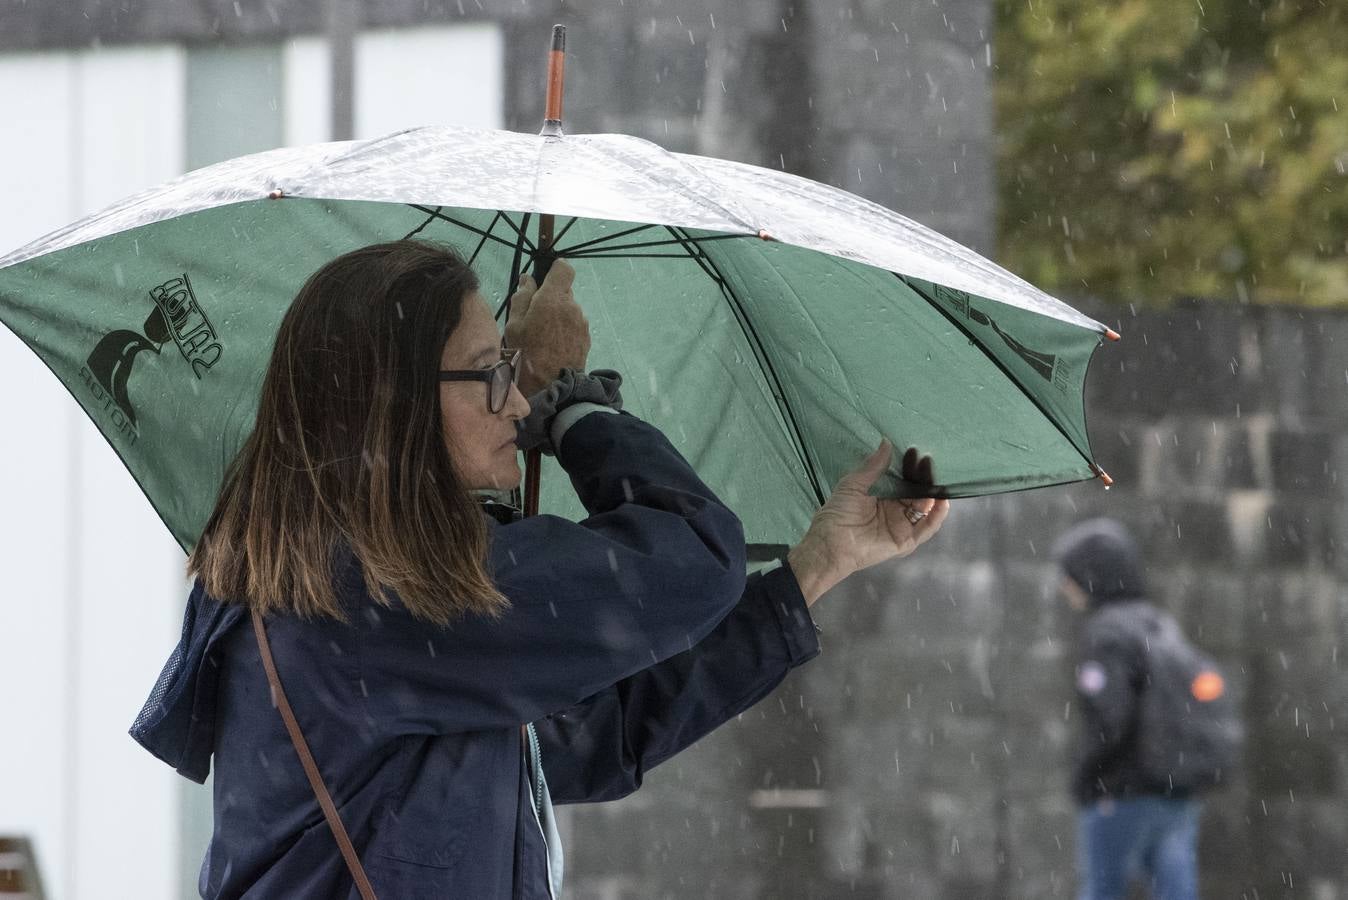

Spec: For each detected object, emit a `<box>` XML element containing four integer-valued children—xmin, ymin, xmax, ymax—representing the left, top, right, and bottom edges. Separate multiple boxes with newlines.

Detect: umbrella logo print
<box><xmin>933</xmin><ymin>285</ymin><xmax>1070</xmax><ymax>393</ymax></box>
<box><xmin>81</xmin><ymin>273</ymin><xmax>224</xmax><ymax>441</ymax></box>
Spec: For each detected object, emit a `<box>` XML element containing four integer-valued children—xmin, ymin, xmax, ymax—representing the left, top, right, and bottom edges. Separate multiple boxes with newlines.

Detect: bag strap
<box><xmin>251</xmin><ymin>609</ymin><xmax>379</xmax><ymax>900</ymax></box>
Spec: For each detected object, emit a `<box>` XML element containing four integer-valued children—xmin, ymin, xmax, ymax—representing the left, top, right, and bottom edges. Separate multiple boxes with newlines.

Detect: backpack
<box><xmin>1135</xmin><ymin>611</ymin><xmax>1243</xmax><ymax>794</ymax></box>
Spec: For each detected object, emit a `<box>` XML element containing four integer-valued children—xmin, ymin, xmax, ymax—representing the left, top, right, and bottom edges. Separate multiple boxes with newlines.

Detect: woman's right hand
<box><xmin>786</xmin><ymin>442</ymin><xmax>950</xmax><ymax>606</ymax></box>
<box><xmin>504</xmin><ymin>260</ymin><xmax>591</xmax><ymax>397</ymax></box>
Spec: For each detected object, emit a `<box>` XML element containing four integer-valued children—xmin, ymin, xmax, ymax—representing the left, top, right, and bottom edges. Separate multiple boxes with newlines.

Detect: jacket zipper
<box><xmin>524</xmin><ymin>723</ymin><xmax>557</xmax><ymax>900</ymax></box>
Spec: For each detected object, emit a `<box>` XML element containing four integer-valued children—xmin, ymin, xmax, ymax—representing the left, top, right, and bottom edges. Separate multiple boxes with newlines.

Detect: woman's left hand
<box><xmin>504</xmin><ymin>261</ymin><xmax>590</xmax><ymax>397</ymax></box>
<box><xmin>786</xmin><ymin>440</ymin><xmax>950</xmax><ymax>606</ymax></box>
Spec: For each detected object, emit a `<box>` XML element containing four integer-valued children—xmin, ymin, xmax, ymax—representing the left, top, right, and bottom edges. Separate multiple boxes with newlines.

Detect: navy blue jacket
<box><xmin>132</xmin><ymin>411</ymin><xmax>820</xmax><ymax>898</ymax></box>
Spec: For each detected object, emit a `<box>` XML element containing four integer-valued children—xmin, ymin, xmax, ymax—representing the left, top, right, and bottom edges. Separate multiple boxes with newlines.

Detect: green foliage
<box><xmin>995</xmin><ymin>0</ymin><xmax>1348</xmax><ymax>306</ymax></box>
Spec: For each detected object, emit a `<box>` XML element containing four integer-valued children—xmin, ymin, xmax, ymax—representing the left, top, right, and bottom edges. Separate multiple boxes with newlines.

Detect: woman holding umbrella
<box><xmin>131</xmin><ymin>239</ymin><xmax>948</xmax><ymax>899</ymax></box>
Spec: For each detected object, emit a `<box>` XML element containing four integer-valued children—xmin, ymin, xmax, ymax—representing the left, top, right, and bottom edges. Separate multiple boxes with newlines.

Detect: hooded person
<box><xmin>1053</xmin><ymin>517</ymin><xmax>1204</xmax><ymax>900</ymax></box>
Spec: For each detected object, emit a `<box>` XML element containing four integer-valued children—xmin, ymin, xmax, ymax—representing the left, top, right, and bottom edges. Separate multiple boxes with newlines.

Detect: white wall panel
<box><xmin>356</xmin><ymin>23</ymin><xmax>504</xmax><ymax>138</ymax></box>
<box><xmin>283</xmin><ymin>37</ymin><xmax>331</xmax><ymax>147</ymax></box>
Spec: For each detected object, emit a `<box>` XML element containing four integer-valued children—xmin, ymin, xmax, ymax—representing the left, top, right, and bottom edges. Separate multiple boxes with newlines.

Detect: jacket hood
<box><xmin>129</xmin><ymin>582</ymin><xmax>246</xmax><ymax>783</ymax></box>
<box><xmin>1052</xmin><ymin>517</ymin><xmax>1146</xmax><ymax>606</ymax></box>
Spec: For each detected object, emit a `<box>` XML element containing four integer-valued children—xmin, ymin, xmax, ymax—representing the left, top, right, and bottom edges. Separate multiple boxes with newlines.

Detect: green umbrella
<box><xmin>0</xmin><ymin>124</ymin><xmax>1115</xmax><ymax>551</ymax></box>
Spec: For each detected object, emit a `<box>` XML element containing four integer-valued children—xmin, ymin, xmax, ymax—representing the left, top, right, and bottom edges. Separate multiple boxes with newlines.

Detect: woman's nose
<box><xmin>503</xmin><ymin>382</ymin><xmax>531</xmax><ymax>420</ymax></box>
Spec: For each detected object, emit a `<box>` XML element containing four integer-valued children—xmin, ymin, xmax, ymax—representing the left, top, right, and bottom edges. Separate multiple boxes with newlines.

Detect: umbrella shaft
<box><xmin>524</xmin><ymin>449</ymin><xmax>542</xmax><ymax>517</ymax></box>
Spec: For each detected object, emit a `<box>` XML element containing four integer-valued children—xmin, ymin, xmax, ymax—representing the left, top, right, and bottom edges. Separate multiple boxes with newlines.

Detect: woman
<box><xmin>132</xmin><ymin>240</ymin><xmax>948</xmax><ymax>898</ymax></box>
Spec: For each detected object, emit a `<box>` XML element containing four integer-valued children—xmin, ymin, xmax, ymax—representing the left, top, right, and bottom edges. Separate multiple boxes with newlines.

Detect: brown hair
<box><xmin>189</xmin><ymin>240</ymin><xmax>508</xmax><ymax>623</ymax></box>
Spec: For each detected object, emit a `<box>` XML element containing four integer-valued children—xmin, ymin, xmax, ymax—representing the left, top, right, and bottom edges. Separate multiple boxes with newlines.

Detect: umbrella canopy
<box><xmin>0</xmin><ymin>125</ymin><xmax>1112</xmax><ymax>550</ymax></box>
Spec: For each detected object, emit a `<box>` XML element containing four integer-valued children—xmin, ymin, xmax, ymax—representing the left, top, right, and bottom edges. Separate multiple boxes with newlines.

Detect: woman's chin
<box><xmin>464</xmin><ymin>460</ymin><xmax>522</xmax><ymax>493</ymax></box>
<box><xmin>496</xmin><ymin>460</ymin><xmax>523</xmax><ymax>491</ymax></box>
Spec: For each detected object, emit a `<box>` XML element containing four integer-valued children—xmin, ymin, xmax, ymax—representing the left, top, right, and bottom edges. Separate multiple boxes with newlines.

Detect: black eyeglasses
<box><xmin>439</xmin><ymin>348</ymin><xmax>522</xmax><ymax>414</ymax></box>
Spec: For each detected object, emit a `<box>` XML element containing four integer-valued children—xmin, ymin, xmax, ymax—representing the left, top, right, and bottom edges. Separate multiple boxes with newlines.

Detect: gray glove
<box><xmin>516</xmin><ymin>368</ymin><xmax>623</xmax><ymax>455</ymax></box>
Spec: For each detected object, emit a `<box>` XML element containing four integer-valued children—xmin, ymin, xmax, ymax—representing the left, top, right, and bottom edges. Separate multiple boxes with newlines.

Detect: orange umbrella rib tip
<box><xmin>267</xmin><ymin>189</ymin><xmax>285</xmax><ymax>200</ymax></box>
<box><xmin>757</xmin><ymin>229</ymin><xmax>774</xmax><ymax>241</ymax></box>
<box><xmin>1104</xmin><ymin>327</ymin><xmax>1121</xmax><ymax>342</ymax></box>
<box><xmin>1092</xmin><ymin>464</ymin><xmax>1115</xmax><ymax>487</ymax></box>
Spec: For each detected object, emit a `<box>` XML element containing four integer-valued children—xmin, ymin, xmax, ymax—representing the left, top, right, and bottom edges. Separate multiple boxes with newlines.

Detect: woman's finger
<box><xmin>539</xmin><ymin>259</ymin><xmax>576</xmax><ymax>296</ymax></box>
<box><xmin>508</xmin><ymin>273</ymin><xmax>538</xmax><ymax>323</ymax></box>
<box><xmin>834</xmin><ymin>439</ymin><xmax>893</xmax><ymax>494</ymax></box>
<box><xmin>912</xmin><ymin>498</ymin><xmax>950</xmax><ymax>544</ymax></box>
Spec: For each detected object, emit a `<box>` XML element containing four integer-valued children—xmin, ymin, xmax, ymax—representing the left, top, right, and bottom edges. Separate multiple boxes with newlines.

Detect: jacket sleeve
<box><xmin>351</xmin><ymin>411</ymin><xmax>748</xmax><ymax>735</ymax></box>
<box><xmin>1072</xmin><ymin>620</ymin><xmax>1144</xmax><ymax>798</ymax></box>
<box><xmin>533</xmin><ymin>562</ymin><xmax>821</xmax><ymax>804</ymax></box>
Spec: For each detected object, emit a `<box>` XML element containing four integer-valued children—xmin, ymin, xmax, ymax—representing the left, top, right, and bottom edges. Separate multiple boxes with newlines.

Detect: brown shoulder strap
<box><xmin>251</xmin><ymin>609</ymin><xmax>379</xmax><ymax>900</ymax></box>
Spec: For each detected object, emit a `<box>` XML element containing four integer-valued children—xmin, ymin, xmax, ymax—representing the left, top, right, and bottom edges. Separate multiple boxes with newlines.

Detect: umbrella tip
<box><xmin>1103</xmin><ymin>327</ymin><xmax>1121</xmax><ymax>342</ymax></box>
<box><xmin>267</xmin><ymin>189</ymin><xmax>285</xmax><ymax>200</ymax></box>
<box><xmin>1092</xmin><ymin>464</ymin><xmax>1115</xmax><ymax>487</ymax></box>
<box><xmin>541</xmin><ymin>24</ymin><xmax>567</xmax><ymax>137</ymax></box>
<box><xmin>757</xmin><ymin>229</ymin><xmax>774</xmax><ymax>241</ymax></box>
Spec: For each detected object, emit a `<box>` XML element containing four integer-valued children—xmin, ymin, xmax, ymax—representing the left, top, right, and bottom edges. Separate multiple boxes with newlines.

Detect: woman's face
<box><xmin>439</xmin><ymin>292</ymin><xmax>530</xmax><ymax>491</ymax></box>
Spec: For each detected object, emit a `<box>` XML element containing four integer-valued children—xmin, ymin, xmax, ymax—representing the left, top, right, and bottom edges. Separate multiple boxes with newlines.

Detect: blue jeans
<box><xmin>1077</xmin><ymin>796</ymin><xmax>1200</xmax><ymax>900</ymax></box>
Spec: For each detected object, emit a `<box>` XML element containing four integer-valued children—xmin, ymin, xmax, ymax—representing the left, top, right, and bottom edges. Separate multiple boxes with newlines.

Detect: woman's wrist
<box><xmin>786</xmin><ymin>537</ymin><xmax>840</xmax><ymax>608</ymax></box>
<box><xmin>549</xmin><ymin>402</ymin><xmax>619</xmax><ymax>453</ymax></box>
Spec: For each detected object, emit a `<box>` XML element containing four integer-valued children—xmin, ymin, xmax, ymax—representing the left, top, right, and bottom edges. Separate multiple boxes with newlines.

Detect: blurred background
<box><xmin>0</xmin><ymin>1</ymin><xmax>1343</xmax><ymax>898</ymax></box>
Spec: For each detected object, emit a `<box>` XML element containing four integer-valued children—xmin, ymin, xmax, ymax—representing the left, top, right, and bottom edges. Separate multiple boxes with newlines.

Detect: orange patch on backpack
<box><xmin>1190</xmin><ymin>670</ymin><xmax>1225</xmax><ymax>702</ymax></box>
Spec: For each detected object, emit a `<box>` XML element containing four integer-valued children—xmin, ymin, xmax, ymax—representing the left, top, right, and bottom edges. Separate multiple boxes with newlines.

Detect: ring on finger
<box><xmin>902</xmin><ymin>505</ymin><xmax>927</xmax><ymax>526</ymax></box>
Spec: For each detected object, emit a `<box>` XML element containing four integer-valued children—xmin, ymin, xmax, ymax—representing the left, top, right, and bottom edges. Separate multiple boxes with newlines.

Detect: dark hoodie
<box><xmin>1053</xmin><ymin>518</ymin><xmax>1171</xmax><ymax>803</ymax></box>
<box><xmin>131</xmin><ymin>411</ymin><xmax>820</xmax><ymax>898</ymax></box>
